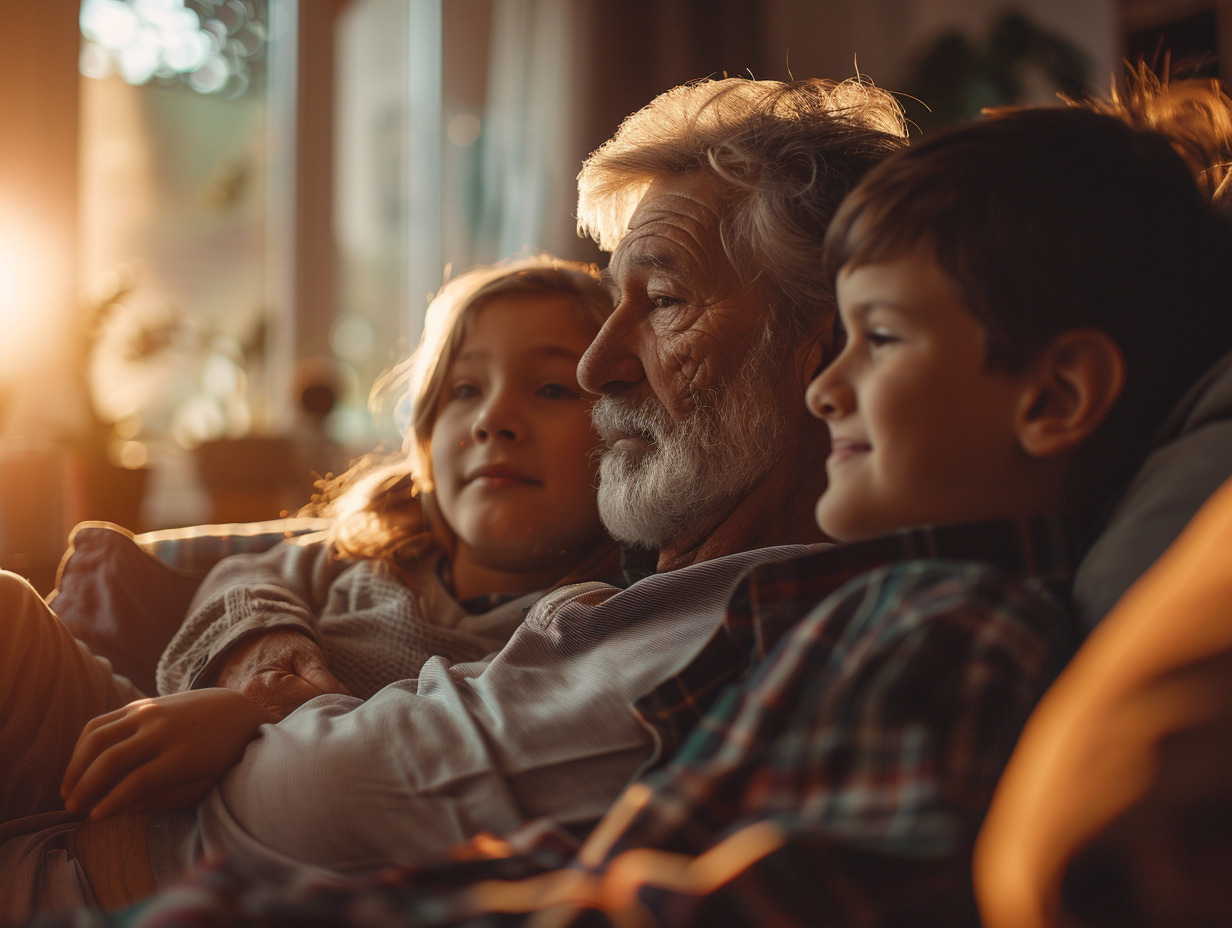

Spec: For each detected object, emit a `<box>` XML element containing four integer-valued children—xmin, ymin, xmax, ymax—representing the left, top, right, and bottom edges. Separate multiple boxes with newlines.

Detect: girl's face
<box><xmin>429</xmin><ymin>293</ymin><xmax>609</xmax><ymax>581</ymax></box>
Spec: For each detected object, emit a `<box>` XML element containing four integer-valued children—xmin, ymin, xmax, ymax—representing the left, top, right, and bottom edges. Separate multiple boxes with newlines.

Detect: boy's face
<box><xmin>807</xmin><ymin>249</ymin><xmax>1042</xmax><ymax>542</ymax></box>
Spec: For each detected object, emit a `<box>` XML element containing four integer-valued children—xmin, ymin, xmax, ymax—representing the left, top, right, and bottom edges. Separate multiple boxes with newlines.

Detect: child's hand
<box><xmin>60</xmin><ymin>688</ymin><xmax>278</xmax><ymax>821</ymax></box>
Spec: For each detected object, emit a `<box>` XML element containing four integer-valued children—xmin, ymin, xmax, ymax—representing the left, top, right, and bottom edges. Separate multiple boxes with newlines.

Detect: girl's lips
<box><xmin>466</xmin><ymin>463</ymin><xmax>539</xmax><ymax>486</ymax></box>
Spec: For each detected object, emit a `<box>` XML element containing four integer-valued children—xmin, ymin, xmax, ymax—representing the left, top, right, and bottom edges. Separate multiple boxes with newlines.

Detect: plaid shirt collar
<box><xmin>639</xmin><ymin>513</ymin><xmax>1080</xmax><ymax>754</ymax></box>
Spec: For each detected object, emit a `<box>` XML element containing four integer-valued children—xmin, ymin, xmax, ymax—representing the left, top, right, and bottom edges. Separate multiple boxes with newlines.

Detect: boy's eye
<box><xmin>866</xmin><ymin>327</ymin><xmax>900</xmax><ymax>348</ymax></box>
<box><xmin>538</xmin><ymin>383</ymin><xmax>580</xmax><ymax>400</ymax></box>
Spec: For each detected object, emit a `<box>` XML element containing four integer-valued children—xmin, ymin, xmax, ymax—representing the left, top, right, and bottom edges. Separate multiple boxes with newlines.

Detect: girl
<box><xmin>1</xmin><ymin>255</ymin><xmax>620</xmax><ymax>830</ymax></box>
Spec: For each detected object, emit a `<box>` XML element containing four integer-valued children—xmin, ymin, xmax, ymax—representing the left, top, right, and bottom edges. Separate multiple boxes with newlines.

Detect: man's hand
<box><xmin>213</xmin><ymin>629</ymin><xmax>350</xmax><ymax>718</ymax></box>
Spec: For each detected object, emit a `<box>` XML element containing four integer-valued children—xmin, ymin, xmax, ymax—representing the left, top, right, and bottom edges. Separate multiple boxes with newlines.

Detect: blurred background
<box><xmin>0</xmin><ymin>0</ymin><xmax>1226</xmax><ymax>587</ymax></box>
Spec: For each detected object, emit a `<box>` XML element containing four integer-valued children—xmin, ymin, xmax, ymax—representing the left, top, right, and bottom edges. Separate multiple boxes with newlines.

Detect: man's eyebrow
<box><xmin>602</xmin><ymin>250</ymin><xmax>686</xmax><ymax>293</ymax></box>
<box><xmin>629</xmin><ymin>250</ymin><xmax>681</xmax><ymax>274</ymax></box>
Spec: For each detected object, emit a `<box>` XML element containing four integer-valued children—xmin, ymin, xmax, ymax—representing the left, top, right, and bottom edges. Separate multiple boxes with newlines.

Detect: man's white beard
<box><xmin>591</xmin><ymin>346</ymin><xmax>786</xmax><ymax>551</ymax></box>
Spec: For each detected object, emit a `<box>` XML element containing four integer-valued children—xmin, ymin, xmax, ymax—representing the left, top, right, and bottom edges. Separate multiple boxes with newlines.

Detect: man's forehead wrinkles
<box><xmin>612</xmin><ymin>232</ymin><xmax>698</xmax><ymax>281</ymax></box>
<box><xmin>616</xmin><ymin>220</ymin><xmax>718</xmax><ymax>279</ymax></box>
<box><xmin>627</xmin><ymin>213</ymin><xmax>716</xmax><ymax>250</ymax></box>
<box><xmin>608</xmin><ymin>181</ymin><xmax>734</xmax><ymax>299</ymax></box>
<box><xmin>627</xmin><ymin>191</ymin><xmax>722</xmax><ymax>229</ymax></box>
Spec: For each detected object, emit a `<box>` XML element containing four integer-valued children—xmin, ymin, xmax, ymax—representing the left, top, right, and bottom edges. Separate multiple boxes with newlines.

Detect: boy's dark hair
<box><xmin>824</xmin><ymin>106</ymin><xmax>1232</xmax><ymax>532</ymax></box>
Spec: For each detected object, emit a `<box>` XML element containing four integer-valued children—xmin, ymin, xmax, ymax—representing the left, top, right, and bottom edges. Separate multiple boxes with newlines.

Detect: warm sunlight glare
<box><xmin>0</xmin><ymin>257</ymin><xmax>13</xmax><ymax>322</ymax></box>
<box><xmin>0</xmin><ymin>210</ymin><xmax>58</xmax><ymax>372</ymax></box>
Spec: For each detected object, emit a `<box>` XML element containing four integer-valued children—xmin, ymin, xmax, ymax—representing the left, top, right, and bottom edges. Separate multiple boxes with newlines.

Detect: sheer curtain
<box><xmin>465</xmin><ymin>0</ymin><xmax>769</xmax><ymax>267</ymax></box>
<box><xmin>471</xmin><ymin>0</ymin><xmax>583</xmax><ymax>263</ymax></box>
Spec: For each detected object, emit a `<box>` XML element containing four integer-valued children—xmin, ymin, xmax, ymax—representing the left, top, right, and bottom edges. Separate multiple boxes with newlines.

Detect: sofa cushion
<box><xmin>977</xmin><ymin>471</ymin><xmax>1232</xmax><ymax>928</ymax></box>
<box><xmin>47</xmin><ymin>518</ymin><xmax>331</xmax><ymax>694</ymax></box>
<box><xmin>47</xmin><ymin>522</ymin><xmax>201</xmax><ymax>694</ymax></box>
<box><xmin>1074</xmin><ymin>349</ymin><xmax>1232</xmax><ymax>627</ymax></box>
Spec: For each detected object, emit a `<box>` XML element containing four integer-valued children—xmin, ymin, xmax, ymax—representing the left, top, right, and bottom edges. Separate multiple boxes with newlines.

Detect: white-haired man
<box><xmin>2</xmin><ymin>78</ymin><xmax>909</xmax><ymax>916</ymax></box>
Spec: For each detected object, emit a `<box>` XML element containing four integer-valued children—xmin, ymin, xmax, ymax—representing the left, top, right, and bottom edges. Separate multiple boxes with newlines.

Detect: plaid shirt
<box><xmin>39</xmin><ymin>516</ymin><xmax>1082</xmax><ymax>928</ymax></box>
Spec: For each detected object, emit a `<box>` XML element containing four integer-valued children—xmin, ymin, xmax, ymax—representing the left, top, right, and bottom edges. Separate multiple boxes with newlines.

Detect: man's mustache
<box><xmin>591</xmin><ymin>394</ymin><xmax>672</xmax><ymax>446</ymax></box>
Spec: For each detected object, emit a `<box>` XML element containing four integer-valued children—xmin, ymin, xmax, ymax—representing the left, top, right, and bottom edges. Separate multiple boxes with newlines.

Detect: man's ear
<box><xmin>1017</xmin><ymin>329</ymin><xmax>1126</xmax><ymax>458</ymax></box>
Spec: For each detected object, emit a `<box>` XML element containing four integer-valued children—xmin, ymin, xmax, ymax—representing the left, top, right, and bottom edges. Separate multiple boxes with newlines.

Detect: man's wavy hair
<box><xmin>576</xmin><ymin>76</ymin><xmax>909</xmax><ymax>340</ymax></box>
<box><xmin>321</xmin><ymin>255</ymin><xmax>612</xmax><ymax>564</ymax></box>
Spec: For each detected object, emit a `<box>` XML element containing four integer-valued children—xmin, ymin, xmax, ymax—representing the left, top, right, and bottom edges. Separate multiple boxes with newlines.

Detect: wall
<box><xmin>761</xmin><ymin>0</ymin><xmax>1119</xmax><ymax>92</ymax></box>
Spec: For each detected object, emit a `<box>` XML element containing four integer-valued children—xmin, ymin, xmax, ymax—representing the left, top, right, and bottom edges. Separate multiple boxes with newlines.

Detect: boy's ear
<box><xmin>1017</xmin><ymin>329</ymin><xmax>1126</xmax><ymax>459</ymax></box>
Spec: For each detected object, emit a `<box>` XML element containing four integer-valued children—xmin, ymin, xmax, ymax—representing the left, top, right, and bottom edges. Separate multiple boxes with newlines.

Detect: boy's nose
<box><xmin>805</xmin><ymin>362</ymin><xmax>852</xmax><ymax>421</ymax></box>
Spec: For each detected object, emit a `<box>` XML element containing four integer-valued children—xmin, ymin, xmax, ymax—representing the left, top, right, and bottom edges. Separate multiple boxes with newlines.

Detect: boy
<box><xmin>42</xmin><ymin>110</ymin><xmax>1232</xmax><ymax>926</ymax></box>
<box><xmin>813</xmin><ymin>105</ymin><xmax>1232</xmax><ymax>551</ymax></box>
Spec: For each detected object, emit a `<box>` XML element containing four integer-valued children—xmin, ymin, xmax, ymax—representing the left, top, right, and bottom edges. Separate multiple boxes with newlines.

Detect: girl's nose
<box><xmin>472</xmin><ymin>394</ymin><xmax>522</xmax><ymax>442</ymax></box>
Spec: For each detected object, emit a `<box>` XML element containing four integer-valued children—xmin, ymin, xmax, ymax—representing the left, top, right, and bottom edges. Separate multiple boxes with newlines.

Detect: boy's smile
<box><xmin>807</xmin><ymin>249</ymin><xmax>1043</xmax><ymax>542</ymax></box>
<box><xmin>825</xmin><ymin>435</ymin><xmax>872</xmax><ymax>466</ymax></box>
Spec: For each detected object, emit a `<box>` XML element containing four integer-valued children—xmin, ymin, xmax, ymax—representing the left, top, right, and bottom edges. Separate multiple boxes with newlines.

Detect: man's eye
<box><xmin>649</xmin><ymin>294</ymin><xmax>681</xmax><ymax>310</ymax></box>
<box><xmin>538</xmin><ymin>383</ymin><xmax>579</xmax><ymax>400</ymax></box>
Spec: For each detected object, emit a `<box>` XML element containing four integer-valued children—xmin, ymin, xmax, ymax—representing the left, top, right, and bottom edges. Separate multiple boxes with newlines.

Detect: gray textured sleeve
<box><xmin>155</xmin><ymin>537</ymin><xmax>347</xmax><ymax>695</ymax></box>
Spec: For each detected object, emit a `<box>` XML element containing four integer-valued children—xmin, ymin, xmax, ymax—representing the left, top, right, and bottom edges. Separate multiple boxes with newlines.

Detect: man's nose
<box><xmin>577</xmin><ymin>304</ymin><xmax>646</xmax><ymax>395</ymax></box>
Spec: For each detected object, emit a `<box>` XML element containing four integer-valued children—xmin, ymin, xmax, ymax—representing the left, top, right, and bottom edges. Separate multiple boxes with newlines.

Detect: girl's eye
<box><xmin>448</xmin><ymin>382</ymin><xmax>480</xmax><ymax>401</ymax></box>
<box><xmin>538</xmin><ymin>383</ymin><xmax>579</xmax><ymax>400</ymax></box>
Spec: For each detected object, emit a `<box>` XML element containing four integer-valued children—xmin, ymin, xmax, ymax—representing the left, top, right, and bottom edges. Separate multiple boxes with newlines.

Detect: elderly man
<box><xmin>0</xmin><ymin>77</ymin><xmax>907</xmax><ymax>917</ymax></box>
